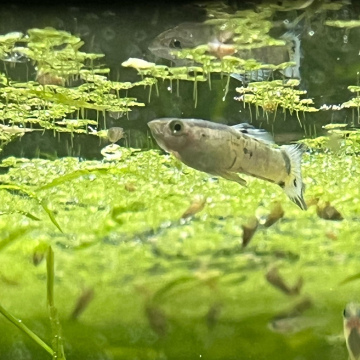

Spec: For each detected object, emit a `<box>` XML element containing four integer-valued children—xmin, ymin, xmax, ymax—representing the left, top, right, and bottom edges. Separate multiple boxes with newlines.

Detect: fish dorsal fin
<box><xmin>231</xmin><ymin>123</ymin><xmax>275</xmax><ymax>144</ymax></box>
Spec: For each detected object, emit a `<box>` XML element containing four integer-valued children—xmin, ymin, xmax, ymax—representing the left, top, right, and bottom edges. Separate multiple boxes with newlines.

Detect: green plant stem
<box><xmin>47</xmin><ymin>246</ymin><xmax>66</xmax><ymax>360</ymax></box>
<box><xmin>0</xmin><ymin>303</ymin><xmax>54</xmax><ymax>356</ymax></box>
<box><xmin>47</xmin><ymin>246</ymin><xmax>54</xmax><ymax>307</ymax></box>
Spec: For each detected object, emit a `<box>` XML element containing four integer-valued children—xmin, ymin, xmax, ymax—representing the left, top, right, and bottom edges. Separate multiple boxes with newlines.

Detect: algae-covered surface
<box><xmin>0</xmin><ymin>147</ymin><xmax>359</xmax><ymax>359</ymax></box>
<box><xmin>1</xmin><ymin>1</ymin><xmax>360</xmax><ymax>359</ymax></box>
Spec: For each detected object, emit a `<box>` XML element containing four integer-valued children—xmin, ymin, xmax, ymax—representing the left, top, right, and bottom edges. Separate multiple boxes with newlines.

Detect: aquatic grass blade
<box><xmin>0</xmin><ymin>303</ymin><xmax>54</xmax><ymax>356</ymax></box>
<box><xmin>0</xmin><ymin>227</ymin><xmax>31</xmax><ymax>252</ymax></box>
<box><xmin>47</xmin><ymin>247</ymin><xmax>66</xmax><ymax>360</ymax></box>
<box><xmin>37</xmin><ymin>167</ymin><xmax>110</xmax><ymax>191</ymax></box>
<box><xmin>40</xmin><ymin>200</ymin><xmax>63</xmax><ymax>233</ymax></box>
<box><xmin>340</xmin><ymin>273</ymin><xmax>360</xmax><ymax>285</ymax></box>
<box><xmin>0</xmin><ymin>210</ymin><xmax>41</xmax><ymax>221</ymax></box>
<box><xmin>152</xmin><ymin>276</ymin><xmax>197</xmax><ymax>303</ymax></box>
<box><xmin>0</xmin><ymin>184</ymin><xmax>63</xmax><ymax>232</ymax></box>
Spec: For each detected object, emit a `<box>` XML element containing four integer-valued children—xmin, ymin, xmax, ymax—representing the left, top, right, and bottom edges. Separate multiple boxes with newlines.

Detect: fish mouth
<box><xmin>148</xmin><ymin>119</ymin><xmax>170</xmax><ymax>151</ymax></box>
<box><xmin>147</xmin><ymin>119</ymin><xmax>165</xmax><ymax>137</ymax></box>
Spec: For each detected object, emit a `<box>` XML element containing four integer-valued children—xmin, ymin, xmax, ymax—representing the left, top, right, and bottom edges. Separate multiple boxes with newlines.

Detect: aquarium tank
<box><xmin>0</xmin><ymin>0</ymin><xmax>360</xmax><ymax>359</ymax></box>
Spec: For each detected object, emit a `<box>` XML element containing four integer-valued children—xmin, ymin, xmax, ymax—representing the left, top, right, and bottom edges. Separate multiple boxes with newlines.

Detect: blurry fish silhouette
<box><xmin>344</xmin><ymin>303</ymin><xmax>360</xmax><ymax>360</ymax></box>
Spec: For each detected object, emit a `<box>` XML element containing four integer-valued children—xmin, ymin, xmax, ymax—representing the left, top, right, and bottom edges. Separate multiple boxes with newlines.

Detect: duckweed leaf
<box><xmin>38</xmin><ymin>167</ymin><xmax>110</xmax><ymax>191</ymax></box>
<box><xmin>235</xmin><ymin>80</ymin><xmax>318</xmax><ymax>115</ymax></box>
<box><xmin>0</xmin><ymin>27</ymin><xmax>150</xmax><ymax>153</ymax></box>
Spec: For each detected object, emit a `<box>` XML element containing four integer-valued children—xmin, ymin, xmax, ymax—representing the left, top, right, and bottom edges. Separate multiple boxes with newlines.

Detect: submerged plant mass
<box><xmin>0</xmin><ymin>147</ymin><xmax>359</xmax><ymax>359</ymax></box>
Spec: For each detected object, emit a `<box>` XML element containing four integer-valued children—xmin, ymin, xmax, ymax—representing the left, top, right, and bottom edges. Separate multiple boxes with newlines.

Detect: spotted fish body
<box><xmin>343</xmin><ymin>303</ymin><xmax>360</xmax><ymax>360</ymax></box>
<box><xmin>148</xmin><ymin>118</ymin><xmax>307</xmax><ymax>210</ymax></box>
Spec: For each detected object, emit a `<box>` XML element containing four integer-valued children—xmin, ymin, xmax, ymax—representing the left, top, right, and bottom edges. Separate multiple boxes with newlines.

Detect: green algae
<box><xmin>0</xmin><ymin>147</ymin><xmax>359</xmax><ymax>359</ymax></box>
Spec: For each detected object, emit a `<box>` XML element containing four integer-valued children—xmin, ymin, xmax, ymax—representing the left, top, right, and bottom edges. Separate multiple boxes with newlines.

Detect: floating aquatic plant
<box><xmin>235</xmin><ymin>79</ymin><xmax>318</xmax><ymax>122</ymax></box>
<box><xmin>0</xmin><ymin>28</ymin><xmax>152</xmax><ymax>153</ymax></box>
<box><xmin>340</xmin><ymin>85</ymin><xmax>360</xmax><ymax>123</ymax></box>
<box><xmin>300</xmin><ymin>125</ymin><xmax>360</xmax><ymax>155</ymax></box>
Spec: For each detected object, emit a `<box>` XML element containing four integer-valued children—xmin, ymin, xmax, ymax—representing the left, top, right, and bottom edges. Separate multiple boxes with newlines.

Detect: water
<box><xmin>0</xmin><ymin>1</ymin><xmax>359</xmax><ymax>360</ymax></box>
<box><xmin>0</xmin><ymin>0</ymin><xmax>359</xmax><ymax>158</ymax></box>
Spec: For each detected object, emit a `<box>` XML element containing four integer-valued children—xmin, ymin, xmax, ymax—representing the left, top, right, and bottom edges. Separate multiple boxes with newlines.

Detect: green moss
<box><xmin>0</xmin><ymin>147</ymin><xmax>358</xmax><ymax>359</ymax></box>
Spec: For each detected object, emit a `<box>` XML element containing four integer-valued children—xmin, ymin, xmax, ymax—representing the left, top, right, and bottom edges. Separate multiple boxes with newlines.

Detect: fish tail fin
<box><xmin>281</xmin><ymin>144</ymin><xmax>307</xmax><ymax>210</ymax></box>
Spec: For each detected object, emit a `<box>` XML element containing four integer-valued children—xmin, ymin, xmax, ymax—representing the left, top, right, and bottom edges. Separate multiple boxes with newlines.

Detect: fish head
<box><xmin>148</xmin><ymin>28</ymin><xmax>183</xmax><ymax>61</ymax></box>
<box><xmin>148</xmin><ymin>118</ymin><xmax>194</xmax><ymax>153</ymax></box>
<box><xmin>148</xmin><ymin>23</ymin><xmax>212</xmax><ymax>62</ymax></box>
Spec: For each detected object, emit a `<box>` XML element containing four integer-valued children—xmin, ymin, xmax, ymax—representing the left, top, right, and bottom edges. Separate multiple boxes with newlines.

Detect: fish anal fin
<box><xmin>215</xmin><ymin>170</ymin><xmax>247</xmax><ymax>186</ymax></box>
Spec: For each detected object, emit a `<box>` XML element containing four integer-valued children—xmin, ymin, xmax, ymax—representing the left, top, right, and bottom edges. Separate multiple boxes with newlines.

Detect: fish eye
<box><xmin>169</xmin><ymin>120</ymin><xmax>183</xmax><ymax>135</ymax></box>
<box><xmin>170</xmin><ymin>39</ymin><xmax>182</xmax><ymax>49</ymax></box>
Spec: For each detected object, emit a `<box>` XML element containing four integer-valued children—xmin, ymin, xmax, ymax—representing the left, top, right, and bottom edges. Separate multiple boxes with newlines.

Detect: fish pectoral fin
<box><xmin>216</xmin><ymin>171</ymin><xmax>247</xmax><ymax>186</ymax></box>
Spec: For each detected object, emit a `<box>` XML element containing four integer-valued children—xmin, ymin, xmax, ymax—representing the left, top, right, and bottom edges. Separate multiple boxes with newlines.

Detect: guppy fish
<box><xmin>343</xmin><ymin>303</ymin><xmax>360</xmax><ymax>360</ymax></box>
<box><xmin>148</xmin><ymin>118</ymin><xmax>307</xmax><ymax>210</ymax></box>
